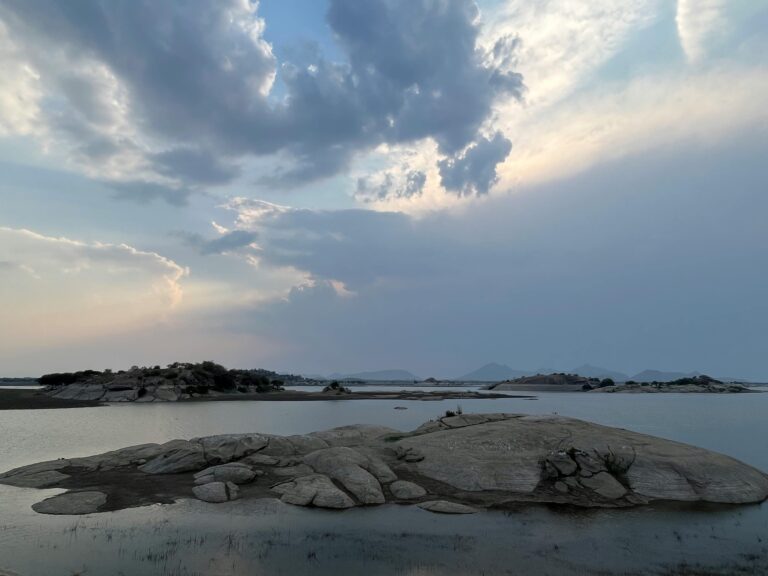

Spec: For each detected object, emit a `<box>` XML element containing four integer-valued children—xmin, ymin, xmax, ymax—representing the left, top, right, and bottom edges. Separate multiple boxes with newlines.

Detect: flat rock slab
<box><xmin>418</xmin><ymin>500</ymin><xmax>478</xmax><ymax>514</ymax></box>
<box><xmin>32</xmin><ymin>491</ymin><xmax>107</xmax><ymax>515</ymax></box>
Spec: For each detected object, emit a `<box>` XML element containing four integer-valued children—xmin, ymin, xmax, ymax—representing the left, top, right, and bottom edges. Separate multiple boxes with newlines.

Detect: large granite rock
<box><xmin>389</xmin><ymin>480</ymin><xmax>427</xmax><ymax>499</ymax></box>
<box><xmin>192</xmin><ymin>481</ymin><xmax>239</xmax><ymax>503</ymax></box>
<box><xmin>138</xmin><ymin>440</ymin><xmax>206</xmax><ymax>474</ymax></box>
<box><xmin>193</xmin><ymin>463</ymin><xmax>256</xmax><ymax>485</ymax></box>
<box><xmin>3</xmin><ymin>415</ymin><xmax>767</xmax><ymax>515</ymax></box>
<box><xmin>272</xmin><ymin>474</ymin><xmax>355</xmax><ymax>509</ymax></box>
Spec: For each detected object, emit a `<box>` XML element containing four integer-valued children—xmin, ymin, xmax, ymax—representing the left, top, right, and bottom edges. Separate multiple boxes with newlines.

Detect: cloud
<box><xmin>179</xmin><ymin>229</ymin><xmax>259</xmax><ymax>256</ymax></box>
<box><xmin>355</xmin><ymin>169</ymin><xmax>427</xmax><ymax>202</ymax></box>
<box><xmin>0</xmin><ymin>227</ymin><xmax>187</xmax><ymax>348</ymax></box>
<box><xmin>438</xmin><ymin>132</ymin><xmax>512</xmax><ymax>196</ymax></box>
<box><xmin>0</xmin><ymin>0</ymin><xmax>523</xmax><ymax>200</ymax></box>
<box><xmin>206</xmin><ymin>132</ymin><xmax>768</xmax><ymax>378</ymax></box>
<box><xmin>676</xmin><ymin>0</ymin><xmax>728</xmax><ymax>63</ymax></box>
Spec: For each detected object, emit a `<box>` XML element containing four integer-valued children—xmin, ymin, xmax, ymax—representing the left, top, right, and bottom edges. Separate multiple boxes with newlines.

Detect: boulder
<box><xmin>303</xmin><ymin>447</ymin><xmax>387</xmax><ymax>504</ymax></box>
<box><xmin>192</xmin><ymin>481</ymin><xmax>239</xmax><ymax>503</ymax></box>
<box><xmin>241</xmin><ymin>453</ymin><xmax>280</xmax><ymax>466</ymax></box>
<box><xmin>194</xmin><ymin>434</ymin><xmax>270</xmax><ymax>464</ymax></box>
<box><xmin>272</xmin><ymin>474</ymin><xmax>355</xmax><ymax>509</ymax></box>
<box><xmin>579</xmin><ymin>472</ymin><xmax>627</xmax><ymax>499</ymax></box>
<box><xmin>32</xmin><ymin>491</ymin><xmax>107</xmax><ymax>515</ymax></box>
<box><xmin>311</xmin><ymin>424</ymin><xmax>397</xmax><ymax>447</ymax></box>
<box><xmin>417</xmin><ymin>500</ymin><xmax>478</xmax><ymax>514</ymax></box>
<box><xmin>193</xmin><ymin>463</ymin><xmax>256</xmax><ymax>485</ymax></box>
<box><xmin>138</xmin><ymin>440</ymin><xmax>206</xmax><ymax>474</ymax></box>
<box><xmin>389</xmin><ymin>480</ymin><xmax>427</xmax><ymax>499</ymax></box>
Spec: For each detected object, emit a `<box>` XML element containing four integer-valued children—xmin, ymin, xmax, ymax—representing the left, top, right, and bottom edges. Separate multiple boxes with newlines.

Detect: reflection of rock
<box><xmin>418</xmin><ymin>500</ymin><xmax>478</xmax><ymax>514</ymax></box>
<box><xmin>32</xmin><ymin>491</ymin><xmax>106</xmax><ymax>515</ymax></box>
<box><xmin>192</xmin><ymin>481</ymin><xmax>239</xmax><ymax>503</ymax></box>
<box><xmin>4</xmin><ymin>414</ymin><xmax>767</xmax><ymax>515</ymax></box>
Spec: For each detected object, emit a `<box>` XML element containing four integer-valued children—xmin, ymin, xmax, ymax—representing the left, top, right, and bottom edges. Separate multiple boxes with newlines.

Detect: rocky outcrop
<box><xmin>594</xmin><ymin>375</ymin><xmax>753</xmax><ymax>394</ymax></box>
<box><xmin>2</xmin><ymin>414</ymin><xmax>767</xmax><ymax>515</ymax></box>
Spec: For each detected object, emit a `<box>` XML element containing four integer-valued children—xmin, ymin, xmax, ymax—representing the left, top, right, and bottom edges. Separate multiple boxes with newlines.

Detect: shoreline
<box><xmin>0</xmin><ymin>388</ymin><xmax>526</xmax><ymax>410</ymax></box>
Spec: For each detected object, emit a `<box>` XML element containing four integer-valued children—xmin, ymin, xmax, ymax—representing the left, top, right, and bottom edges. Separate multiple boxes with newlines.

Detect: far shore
<box><xmin>0</xmin><ymin>388</ymin><xmax>525</xmax><ymax>410</ymax></box>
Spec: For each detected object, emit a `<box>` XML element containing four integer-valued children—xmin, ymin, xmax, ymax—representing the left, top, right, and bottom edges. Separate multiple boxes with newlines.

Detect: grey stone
<box><xmin>303</xmin><ymin>447</ymin><xmax>387</xmax><ymax>504</ymax></box>
<box><xmin>579</xmin><ymin>472</ymin><xmax>627</xmax><ymax>499</ymax></box>
<box><xmin>548</xmin><ymin>452</ymin><xmax>578</xmax><ymax>476</ymax></box>
<box><xmin>32</xmin><ymin>491</ymin><xmax>107</xmax><ymax>515</ymax></box>
<box><xmin>194</xmin><ymin>434</ymin><xmax>270</xmax><ymax>464</ymax></box>
<box><xmin>138</xmin><ymin>440</ymin><xmax>206</xmax><ymax>474</ymax></box>
<box><xmin>272</xmin><ymin>474</ymin><xmax>355</xmax><ymax>509</ymax></box>
<box><xmin>417</xmin><ymin>500</ymin><xmax>478</xmax><ymax>514</ymax></box>
<box><xmin>241</xmin><ymin>453</ymin><xmax>279</xmax><ymax>466</ymax></box>
<box><xmin>193</xmin><ymin>463</ymin><xmax>256</xmax><ymax>485</ymax></box>
<box><xmin>554</xmin><ymin>481</ymin><xmax>569</xmax><ymax>493</ymax></box>
<box><xmin>389</xmin><ymin>480</ymin><xmax>427</xmax><ymax>499</ymax></box>
<box><xmin>0</xmin><ymin>459</ymin><xmax>71</xmax><ymax>488</ymax></box>
<box><xmin>192</xmin><ymin>481</ymin><xmax>239</xmax><ymax>503</ymax></box>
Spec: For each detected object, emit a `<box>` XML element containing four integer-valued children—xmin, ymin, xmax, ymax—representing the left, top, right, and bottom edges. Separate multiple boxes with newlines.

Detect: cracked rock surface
<box><xmin>2</xmin><ymin>414</ymin><xmax>766</xmax><ymax>515</ymax></box>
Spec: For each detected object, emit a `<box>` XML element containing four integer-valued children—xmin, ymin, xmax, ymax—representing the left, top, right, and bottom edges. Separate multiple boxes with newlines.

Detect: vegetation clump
<box><xmin>38</xmin><ymin>361</ymin><xmax>298</xmax><ymax>397</ymax></box>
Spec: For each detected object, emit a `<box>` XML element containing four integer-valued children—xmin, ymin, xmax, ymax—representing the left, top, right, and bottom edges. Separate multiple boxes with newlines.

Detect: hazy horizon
<box><xmin>1</xmin><ymin>1</ymin><xmax>767</xmax><ymax>380</ymax></box>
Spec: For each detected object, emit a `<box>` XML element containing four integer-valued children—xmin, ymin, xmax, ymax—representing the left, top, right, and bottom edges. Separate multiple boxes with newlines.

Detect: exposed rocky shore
<box><xmin>592</xmin><ymin>375</ymin><xmax>753</xmax><ymax>394</ymax></box>
<box><xmin>2</xmin><ymin>413</ymin><xmax>766</xmax><ymax>515</ymax></box>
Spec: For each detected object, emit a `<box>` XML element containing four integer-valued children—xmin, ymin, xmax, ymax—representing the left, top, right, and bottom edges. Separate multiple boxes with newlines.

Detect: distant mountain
<box><xmin>329</xmin><ymin>369</ymin><xmax>420</xmax><ymax>381</ymax></box>
<box><xmin>456</xmin><ymin>363</ymin><xmax>532</xmax><ymax>382</ymax></box>
<box><xmin>570</xmin><ymin>364</ymin><xmax>629</xmax><ymax>382</ymax></box>
<box><xmin>630</xmin><ymin>369</ymin><xmax>699</xmax><ymax>383</ymax></box>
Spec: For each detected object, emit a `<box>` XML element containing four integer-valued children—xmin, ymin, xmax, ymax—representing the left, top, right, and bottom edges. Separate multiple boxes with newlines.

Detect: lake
<box><xmin>1</xmin><ymin>389</ymin><xmax>766</xmax><ymax>575</ymax></box>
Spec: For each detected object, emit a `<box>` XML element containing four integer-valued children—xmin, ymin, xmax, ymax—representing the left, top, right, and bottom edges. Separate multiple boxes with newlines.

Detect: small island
<box><xmin>0</xmin><ymin>362</ymin><xmax>513</xmax><ymax>409</ymax></box>
<box><xmin>2</xmin><ymin>413</ymin><xmax>766</xmax><ymax>515</ymax></box>
<box><xmin>488</xmin><ymin>373</ymin><xmax>754</xmax><ymax>393</ymax></box>
<box><xmin>590</xmin><ymin>374</ymin><xmax>753</xmax><ymax>393</ymax></box>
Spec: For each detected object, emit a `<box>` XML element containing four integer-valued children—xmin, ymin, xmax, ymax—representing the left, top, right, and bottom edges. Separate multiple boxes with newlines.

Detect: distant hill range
<box><xmin>457</xmin><ymin>363</ymin><xmax>531</xmax><ymax>382</ymax></box>
<box><xmin>328</xmin><ymin>369</ymin><xmax>420</xmax><ymax>381</ymax></box>
<box><xmin>570</xmin><ymin>364</ymin><xmax>629</xmax><ymax>382</ymax></box>
<box><xmin>629</xmin><ymin>370</ymin><xmax>700</xmax><ymax>383</ymax></box>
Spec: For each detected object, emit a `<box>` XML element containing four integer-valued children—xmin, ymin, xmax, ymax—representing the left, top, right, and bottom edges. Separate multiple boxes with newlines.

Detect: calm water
<box><xmin>1</xmin><ymin>390</ymin><xmax>767</xmax><ymax>575</ymax></box>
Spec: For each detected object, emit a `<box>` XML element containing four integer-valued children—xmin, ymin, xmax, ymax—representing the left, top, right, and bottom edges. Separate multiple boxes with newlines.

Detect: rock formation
<box><xmin>2</xmin><ymin>414</ymin><xmax>766</xmax><ymax>515</ymax></box>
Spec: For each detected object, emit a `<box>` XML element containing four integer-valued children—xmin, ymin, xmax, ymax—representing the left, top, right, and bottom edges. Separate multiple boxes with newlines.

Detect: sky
<box><xmin>1</xmin><ymin>0</ymin><xmax>767</xmax><ymax>379</ymax></box>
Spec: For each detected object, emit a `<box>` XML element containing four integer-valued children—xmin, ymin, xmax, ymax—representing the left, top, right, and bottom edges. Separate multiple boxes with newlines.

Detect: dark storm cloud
<box><xmin>438</xmin><ymin>132</ymin><xmax>512</xmax><ymax>196</ymax></box>
<box><xmin>0</xmin><ymin>0</ymin><xmax>523</xmax><ymax>196</ymax></box>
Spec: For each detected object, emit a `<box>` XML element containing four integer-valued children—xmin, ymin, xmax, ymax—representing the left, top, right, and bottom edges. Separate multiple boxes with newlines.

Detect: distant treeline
<box><xmin>37</xmin><ymin>361</ymin><xmax>305</xmax><ymax>394</ymax></box>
